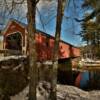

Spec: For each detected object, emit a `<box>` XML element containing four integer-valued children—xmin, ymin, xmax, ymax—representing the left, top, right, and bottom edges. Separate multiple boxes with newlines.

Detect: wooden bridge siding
<box><xmin>35</xmin><ymin>33</ymin><xmax>80</xmax><ymax>61</ymax></box>
<box><xmin>3</xmin><ymin>20</ymin><xmax>80</xmax><ymax>61</ymax></box>
<box><xmin>72</xmin><ymin>47</ymin><xmax>80</xmax><ymax>57</ymax></box>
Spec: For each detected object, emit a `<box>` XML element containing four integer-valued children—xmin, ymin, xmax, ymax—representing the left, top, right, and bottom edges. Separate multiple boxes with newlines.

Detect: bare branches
<box><xmin>74</xmin><ymin>8</ymin><xmax>100</xmax><ymax>22</ymax></box>
<box><xmin>36</xmin><ymin>0</ymin><xmax>40</xmax><ymax>4</ymax></box>
<box><xmin>11</xmin><ymin>0</ymin><xmax>25</xmax><ymax>14</ymax></box>
<box><xmin>36</xmin><ymin>7</ymin><xmax>46</xmax><ymax>32</ymax></box>
<box><xmin>9</xmin><ymin>0</ymin><xmax>16</xmax><ymax>14</ymax></box>
<box><xmin>13</xmin><ymin>0</ymin><xmax>25</xmax><ymax>4</ymax></box>
<box><xmin>2</xmin><ymin>0</ymin><xmax>25</xmax><ymax>16</ymax></box>
<box><xmin>0</xmin><ymin>0</ymin><xmax>27</xmax><ymax>28</ymax></box>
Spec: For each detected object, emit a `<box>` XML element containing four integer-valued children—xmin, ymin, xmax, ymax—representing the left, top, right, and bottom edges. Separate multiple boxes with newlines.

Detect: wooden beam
<box><xmin>0</xmin><ymin>49</ymin><xmax>22</xmax><ymax>55</ymax></box>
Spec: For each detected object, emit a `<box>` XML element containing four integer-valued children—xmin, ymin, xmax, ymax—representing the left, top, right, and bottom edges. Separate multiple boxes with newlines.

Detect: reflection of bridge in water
<box><xmin>73</xmin><ymin>63</ymin><xmax>100</xmax><ymax>90</ymax></box>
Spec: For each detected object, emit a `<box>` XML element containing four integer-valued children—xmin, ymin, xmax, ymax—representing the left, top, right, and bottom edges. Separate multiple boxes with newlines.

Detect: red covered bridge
<box><xmin>3</xmin><ymin>19</ymin><xmax>80</xmax><ymax>61</ymax></box>
<box><xmin>2</xmin><ymin>19</ymin><xmax>81</xmax><ymax>84</ymax></box>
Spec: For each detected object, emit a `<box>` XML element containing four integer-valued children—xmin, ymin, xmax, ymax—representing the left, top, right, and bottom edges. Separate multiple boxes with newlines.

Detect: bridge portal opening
<box><xmin>5</xmin><ymin>32</ymin><xmax>22</xmax><ymax>51</ymax></box>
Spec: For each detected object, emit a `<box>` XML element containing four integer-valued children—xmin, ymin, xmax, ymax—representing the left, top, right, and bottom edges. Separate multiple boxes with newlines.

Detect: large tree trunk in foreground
<box><xmin>27</xmin><ymin>0</ymin><xmax>38</xmax><ymax>100</ymax></box>
<box><xmin>50</xmin><ymin>0</ymin><xmax>63</xmax><ymax>100</ymax></box>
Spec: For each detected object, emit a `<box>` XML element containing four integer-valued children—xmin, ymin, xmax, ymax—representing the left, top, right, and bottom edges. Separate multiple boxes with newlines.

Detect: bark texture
<box><xmin>50</xmin><ymin>0</ymin><xmax>63</xmax><ymax>100</ymax></box>
<box><xmin>27</xmin><ymin>0</ymin><xmax>38</xmax><ymax>100</ymax></box>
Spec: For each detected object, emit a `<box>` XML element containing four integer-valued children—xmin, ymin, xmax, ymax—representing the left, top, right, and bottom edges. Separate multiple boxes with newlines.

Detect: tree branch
<box><xmin>74</xmin><ymin>8</ymin><xmax>100</xmax><ymax>22</ymax></box>
<box><xmin>13</xmin><ymin>0</ymin><xmax>25</xmax><ymax>4</ymax></box>
<box><xmin>8</xmin><ymin>0</ymin><xmax>16</xmax><ymax>14</ymax></box>
<box><xmin>36</xmin><ymin>0</ymin><xmax>40</xmax><ymax>4</ymax></box>
<box><xmin>36</xmin><ymin>7</ymin><xmax>46</xmax><ymax>32</ymax></box>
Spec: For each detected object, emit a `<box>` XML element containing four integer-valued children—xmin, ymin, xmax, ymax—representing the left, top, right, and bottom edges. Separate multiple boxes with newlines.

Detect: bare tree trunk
<box><xmin>27</xmin><ymin>0</ymin><xmax>38</xmax><ymax>100</ymax></box>
<box><xmin>50</xmin><ymin>0</ymin><xmax>63</xmax><ymax>100</ymax></box>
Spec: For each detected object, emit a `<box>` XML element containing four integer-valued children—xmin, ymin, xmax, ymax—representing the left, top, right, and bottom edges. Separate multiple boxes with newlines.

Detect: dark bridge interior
<box><xmin>5</xmin><ymin>32</ymin><xmax>22</xmax><ymax>51</ymax></box>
